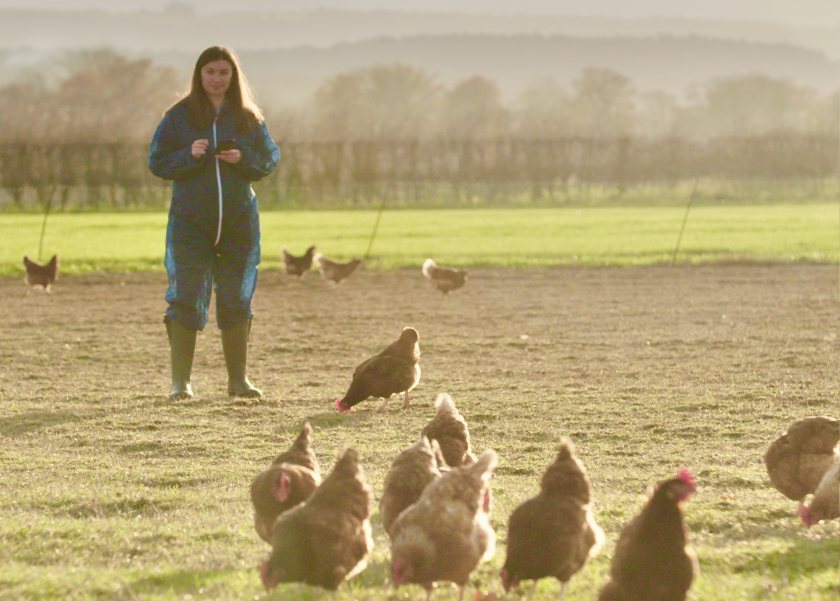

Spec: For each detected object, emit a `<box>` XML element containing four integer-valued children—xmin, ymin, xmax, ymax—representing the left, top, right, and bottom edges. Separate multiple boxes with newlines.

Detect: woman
<box><xmin>149</xmin><ymin>46</ymin><xmax>280</xmax><ymax>400</ymax></box>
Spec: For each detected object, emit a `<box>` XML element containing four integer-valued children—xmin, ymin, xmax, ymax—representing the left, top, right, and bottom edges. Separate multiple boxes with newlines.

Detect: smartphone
<box><xmin>216</xmin><ymin>139</ymin><xmax>237</xmax><ymax>152</ymax></box>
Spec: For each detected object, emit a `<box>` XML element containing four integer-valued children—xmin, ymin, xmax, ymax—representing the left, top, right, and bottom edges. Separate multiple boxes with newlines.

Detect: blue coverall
<box><xmin>149</xmin><ymin>100</ymin><xmax>280</xmax><ymax>331</ymax></box>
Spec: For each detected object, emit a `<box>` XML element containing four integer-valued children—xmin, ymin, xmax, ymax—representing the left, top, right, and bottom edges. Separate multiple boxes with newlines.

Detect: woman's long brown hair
<box><xmin>175</xmin><ymin>46</ymin><xmax>264</xmax><ymax>133</ymax></box>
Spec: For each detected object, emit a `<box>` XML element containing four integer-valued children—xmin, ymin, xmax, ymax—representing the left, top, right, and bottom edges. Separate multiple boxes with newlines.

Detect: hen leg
<box><xmin>558</xmin><ymin>581</ymin><xmax>566</xmax><ymax>599</ymax></box>
<box><xmin>402</xmin><ymin>390</ymin><xmax>411</xmax><ymax>409</ymax></box>
<box><xmin>378</xmin><ymin>394</ymin><xmax>393</xmax><ymax>413</ymax></box>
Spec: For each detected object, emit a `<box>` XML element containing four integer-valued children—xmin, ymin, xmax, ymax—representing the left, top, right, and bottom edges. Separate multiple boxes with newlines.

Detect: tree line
<box><xmin>0</xmin><ymin>51</ymin><xmax>837</xmax><ymax>209</ymax></box>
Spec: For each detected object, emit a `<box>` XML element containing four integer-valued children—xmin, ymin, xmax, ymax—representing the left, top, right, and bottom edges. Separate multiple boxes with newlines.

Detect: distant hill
<box><xmin>1</xmin><ymin>8</ymin><xmax>837</xmax><ymax>108</ymax></box>
<box><xmin>0</xmin><ymin>7</ymin><xmax>838</xmax><ymax>59</ymax></box>
<box><xmin>143</xmin><ymin>34</ymin><xmax>840</xmax><ymax>107</ymax></box>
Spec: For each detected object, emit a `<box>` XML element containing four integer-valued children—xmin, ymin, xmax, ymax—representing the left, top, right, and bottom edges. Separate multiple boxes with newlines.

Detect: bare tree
<box><xmin>306</xmin><ymin>64</ymin><xmax>441</xmax><ymax>142</ymax></box>
<box><xmin>438</xmin><ymin>75</ymin><xmax>509</xmax><ymax>139</ymax></box>
<box><xmin>678</xmin><ymin>76</ymin><xmax>822</xmax><ymax>138</ymax></box>
<box><xmin>514</xmin><ymin>79</ymin><xmax>574</xmax><ymax>138</ymax></box>
<box><xmin>56</xmin><ymin>49</ymin><xmax>181</xmax><ymax>141</ymax></box>
<box><xmin>571</xmin><ymin>67</ymin><xmax>635</xmax><ymax>138</ymax></box>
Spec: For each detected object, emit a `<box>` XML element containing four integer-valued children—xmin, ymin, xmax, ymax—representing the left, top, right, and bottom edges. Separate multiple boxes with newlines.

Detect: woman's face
<box><xmin>201</xmin><ymin>59</ymin><xmax>233</xmax><ymax>102</ymax></box>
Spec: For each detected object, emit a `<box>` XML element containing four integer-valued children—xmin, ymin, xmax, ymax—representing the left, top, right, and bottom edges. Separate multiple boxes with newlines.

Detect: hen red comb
<box><xmin>483</xmin><ymin>489</ymin><xmax>493</xmax><ymax>513</ymax></box>
<box><xmin>335</xmin><ymin>398</ymin><xmax>349</xmax><ymax>413</ymax></box>
<box><xmin>677</xmin><ymin>468</ymin><xmax>696</xmax><ymax>489</ymax></box>
<box><xmin>259</xmin><ymin>561</ymin><xmax>270</xmax><ymax>589</ymax></box>
<box><xmin>274</xmin><ymin>472</ymin><xmax>290</xmax><ymax>503</ymax></box>
<box><xmin>799</xmin><ymin>504</ymin><xmax>813</xmax><ymax>526</ymax></box>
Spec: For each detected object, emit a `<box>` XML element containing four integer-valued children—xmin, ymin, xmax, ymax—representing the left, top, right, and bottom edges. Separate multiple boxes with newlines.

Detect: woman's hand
<box><xmin>191</xmin><ymin>139</ymin><xmax>209</xmax><ymax>159</ymax></box>
<box><xmin>215</xmin><ymin>149</ymin><xmax>242</xmax><ymax>164</ymax></box>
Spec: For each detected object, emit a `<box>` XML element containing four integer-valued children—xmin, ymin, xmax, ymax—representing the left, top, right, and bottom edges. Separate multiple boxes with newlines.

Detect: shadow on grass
<box><xmin>734</xmin><ymin>537</ymin><xmax>839</xmax><ymax>581</ymax></box>
<box><xmin>151</xmin><ymin>397</ymin><xmax>207</xmax><ymax>410</ymax></box>
<box><xmin>142</xmin><ymin>475</ymin><xmax>212</xmax><ymax>489</ymax></box>
<box><xmin>0</xmin><ymin>409</ymin><xmax>82</xmax><ymax>438</ymax></box>
<box><xmin>125</xmin><ymin>568</ymin><xmax>239</xmax><ymax>596</ymax></box>
<box><xmin>46</xmin><ymin>496</ymin><xmax>174</xmax><ymax>518</ymax></box>
<box><xmin>347</xmin><ymin>558</ymin><xmax>391</xmax><ymax>591</ymax></box>
<box><xmin>119</xmin><ymin>441</ymin><xmax>165</xmax><ymax>455</ymax></box>
<box><xmin>127</xmin><ymin>567</ymin><xmax>368</xmax><ymax>600</ymax></box>
<box><xmin>307</xmin><ymin>412</ymin><xmax>357</xmax><ymax>429</ymax></box>
<box><xmin>306</xmin><ymin>400</ymin><xmax>424</xmax><ymax>428</ymax></box>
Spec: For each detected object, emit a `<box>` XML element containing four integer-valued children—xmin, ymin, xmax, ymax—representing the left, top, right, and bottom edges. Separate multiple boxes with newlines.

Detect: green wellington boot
<box><xmin>221</xmin><ymin>319</ymin><xmax>263</xmax><ymax>398</ymax></box>
<box><xmin>165</xmin><ymin>317</ymin><xmax>196</xmax><ymax>400</ymax></box>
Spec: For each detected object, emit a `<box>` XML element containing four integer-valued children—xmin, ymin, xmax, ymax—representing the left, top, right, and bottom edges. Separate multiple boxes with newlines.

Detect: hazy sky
<box><xmin>0</xmin><ymin>0</ymin><xmax>838</xmax><ymax>27</ymax></box>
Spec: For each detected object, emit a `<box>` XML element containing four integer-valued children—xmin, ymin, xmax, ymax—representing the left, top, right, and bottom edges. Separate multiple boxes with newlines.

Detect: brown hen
<box><xmin>801</xmin><ymin>456</ymin><xmax>839</xmax><ymax>526</ymax></box>
<box><xmin>282</xmin><ymin>245</ymin><xmax>316</xmax><ymax>277</ymax></box>
<box><xmin>380</xmin><ymin>436</ymin><xmax>445</xmax><ymax>538</ymax></box>
<box><xmin>390</xmin><ymin>450</ymin><xmax>498</xmax><ymax>599</ymax></box>
<box><xmin>421</xmin><ymin>393</ymin><xmax>476</xmax><ymax>467</ymax></box>
<box><xmin>422</xmin><ymin>258</ymin><xmax>468</xmax><ymax>295</ymax></box>
<box><xmin>764</xmin><ymin>415</ymin><xmax>839</xmax><ymax>500</ymax></box>
<box><xmin>23</xmin><ymin>255</ymin><xmax>59</xmax><ymax>292</ymax></box>
<box><xmin>271</xmin><ymin>421</ymin><xmax>320</xmax><ymax>474</ymax></box>
<box><xmin>501</xmin><ymin>440</ymin><xmax>604</xmax><ymax>597</ymax></box>
<box><xmin>260</xmin><ymin>448</ymin><xmax>373</xmax><ymax>591</ymax></box>
<box><xmin>335</xmin><ymin>327</ymin><xmax>421</xmax><ymax>413</ymax></box>
<box><xmin>250</xmin><ymin>422</ymin><xmax>321</xmax><ymax>543</ymax></box>
<box><xmin>599</xmin><ymin>470</ymin><xmax>698</xmax><ymax>601</ymax></box>
<box><xmin>315</xmin><ymin>253</ymin><xmax>363</xmax><ymax>284</ymax></box>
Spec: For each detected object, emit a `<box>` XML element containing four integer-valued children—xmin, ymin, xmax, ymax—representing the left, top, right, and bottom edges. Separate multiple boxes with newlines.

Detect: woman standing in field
<box><xmin>149</xmin><ymin>46</ymin><xmax>280</xmax><ymax>401</ymax></box>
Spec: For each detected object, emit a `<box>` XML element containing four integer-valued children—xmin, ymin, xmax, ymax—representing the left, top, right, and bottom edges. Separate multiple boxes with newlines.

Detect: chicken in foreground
<box><xmin>282</xmin><ymin>245</ymin><xmax>317</xmax><ymax>277</ymax></box>
<box><xmin>335</xmin><ymin>327</ymin><xmax>421</xmax><ymax>413</ymax></box>
<box><xmin>251</xmin><ymin>463</ymin><xmax>321</xmax><ymax>543</ymax></box>
<box><xmin>260</xmin><ymin>448</ymin><xmax>373</xmax><ymax>591</ymax></box>
<box><xmin>501</xmin><ymin>440</ymin><xmax>604</xmax><ymax>598</ymax></box>
<box><xmin>23</xmin><ymin>255</ymin><xmax>59</xmax><ymax>292</ymax></box>
<box><xmin>251</xmin><ymin>422</ymin><xmax>321</xmax><ymax>543</ymax></box>
<box><xmin>270</xmin><ymin>421</ymin><xmax>320</xmax><ymax>474</ymax></box>
<box><xmin>315</xmin><ymin>253</ymin><xmax>363</xmax><ymax>284</ymax></box>
<box><xmin>599</xmin><ymin>470</ymin><xmax>698</xmax><ymax>601</ymax></box>
<box><xmin>422</xmin><ymin>258</ymin><xmax>468</xmax><ymax>295</ymax></box>
<box><xmin>764</xmin><ymin>415</ymin><xmax>839</xmax><ymax>500</ymax></box>
<box><xmin>390</xmin><ymin>450</ymin><xmax>498</xmax><ymax>599</ymax></box>
<box><xmin>801</xmin><ymin>455</ymin><xmax>839</xmax><ymax>526</ymax></box>
<box><xmin>421</xmin><ymin>393</ymin><xmax>476</xmax><ymax>467</ymax></box>
<box><xmin>380</xmin><ymin>436</ymin><xmax>445</xmax><ymax>538</ymax></box>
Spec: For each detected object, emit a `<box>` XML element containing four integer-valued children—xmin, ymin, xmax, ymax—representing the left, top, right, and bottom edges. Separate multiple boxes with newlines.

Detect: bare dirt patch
<box><xmin>3</xmin><ymin>263</ymin><xmax>837</xmax><ymax>513</ymax></box>
<box><xmin>3</xmin><ymin>264</ymin><xmax>834</xmax><ymax>413</ymax></box>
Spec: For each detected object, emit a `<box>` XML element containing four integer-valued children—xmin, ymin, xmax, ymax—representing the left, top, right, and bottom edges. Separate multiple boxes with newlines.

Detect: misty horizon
<box><xmin>0</xmin><ymin>0</ymin><xmax>838</xmax><ymax>27</ymax></box>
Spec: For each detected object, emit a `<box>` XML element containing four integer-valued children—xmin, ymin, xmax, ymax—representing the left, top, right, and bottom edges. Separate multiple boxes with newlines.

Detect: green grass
<box><xmin>1</xmin><ymin>202</ymin><xmax>837</xmax><ymax>275</ymax></box>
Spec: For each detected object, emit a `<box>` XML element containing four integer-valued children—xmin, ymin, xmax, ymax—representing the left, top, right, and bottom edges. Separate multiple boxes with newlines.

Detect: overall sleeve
<box><xmin>148</xmin><ymin>111</ymin><xmax>205</xmax><ymax>181</ymax></box>
<box><xmin>233</xmin><ymin>122</ymin><xmax>281</xmax><ymax>182</ymax></box>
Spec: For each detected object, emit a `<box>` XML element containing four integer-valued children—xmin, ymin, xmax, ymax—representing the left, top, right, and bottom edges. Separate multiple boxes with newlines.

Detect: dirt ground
<box><xmin>2</xmin><ymin>264</ymin><xmax>836</xmax><ymax>414</ymax></box>
<box><xmin>3</xmin><ymin>262</ymin><xmax>837</xmax><ymax>485</ymax></box>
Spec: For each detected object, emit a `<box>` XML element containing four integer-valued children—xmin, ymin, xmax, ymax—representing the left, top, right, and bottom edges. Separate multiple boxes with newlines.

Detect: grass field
<box><xmin>0</xmin><ymin>262</ymin><xmax>837</xmax><ymax>600</ymax></box>
<box><xmin>0</xmin><ymin>202</ymin><xmax>837</xmax><ymax>275</ymax></box>
<box><xmin>1</xmin><ymin>202</ymin><xmax>838</xmax><ymax>600</ymax></box>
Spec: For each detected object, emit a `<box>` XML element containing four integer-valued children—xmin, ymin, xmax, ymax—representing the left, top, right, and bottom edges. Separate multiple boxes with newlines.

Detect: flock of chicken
<box><xmin>251</xmin><ymin>398</ymin><xmax>701</xmax><ymax>600</ymax></box>
<box><xmin>21</xmin><ymin>246</ymin><xmax>469</xmax><ymax>295</ymax></box>
<box><xmin>251</xmin><ymin>324</ymin><xmax>839</xmax><ymax>599</ymax></box>
<box><xmin>21</xmin><ymin>247</ymin><xmax>837</xmax><ymax>599</ymax></box>
<box><xmin>282</xmin><ymin>245</ymin><xmax>362</xmax><ymax>285</ymax></box>
<box><xmin>282</xmin><ymin>245</ymin><xmax>469</xmax><ymax>294</ymax></box>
